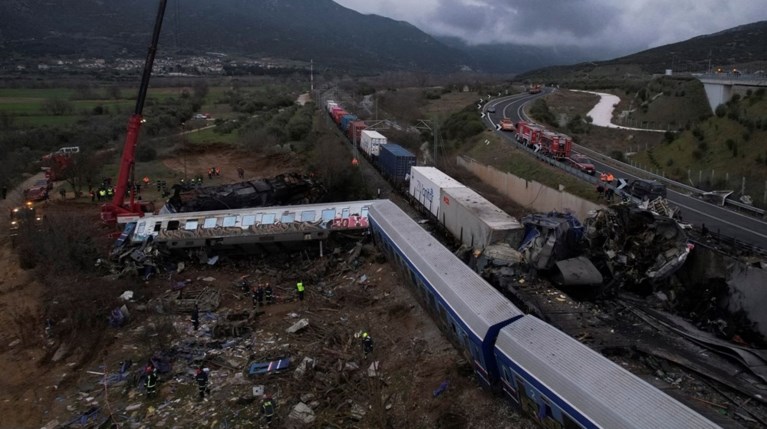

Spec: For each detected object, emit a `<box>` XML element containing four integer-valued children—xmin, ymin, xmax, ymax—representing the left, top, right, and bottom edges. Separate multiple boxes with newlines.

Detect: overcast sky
<box><xmin>334</xmin><ymin>0</ymin><xmax>767</xmax><ymax>57</ymax></box>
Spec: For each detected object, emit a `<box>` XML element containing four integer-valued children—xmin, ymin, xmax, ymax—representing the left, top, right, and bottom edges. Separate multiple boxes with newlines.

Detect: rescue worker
<box><xmin>296</xmin><ymin>281</ymin><xmax>305</xmax><ymax>303</ymax></box>
<box><xmin>142</xmin><ymin>176</ymin><xmax>150</xmax><ymax>186</ymax></box>
<box><xmin>195</xmin><ymin>367</ymin><xmax>209</xmax><ymax>401</ymax></box>
<box><xmin>595</xmin><ymin>184</ymin><xmax>605</xmax><ymax>199</ymax></box>
<box><xmin>261</xmin><ymin>395</ymin><xmax>275</xmax><ymax>425</ymax></box>
<box><xmin>106</xmin><ymin>186</ymin><xmax>114</xmax><ymax>198</ymax></box>
<box><xmin>605</xmin><ymin>187</ymin><xmax>615</xmax><ymax>202</ymax></box>
<box><xmin>98</xmin><ymin>187</ymin><xmax>106</xmax><ymax>201</ymax></box>
<box><xmin>215</xmin><ymin>167</ymin><xmax>221</xmax><ymax>176</ymax></box>
<box><xmin>192</xmin><ymin>304</ymin><xmax>200</xmax><ymax>331</ymax></box>
<box><xmin>606</xmin><ymin>173</ymin><xmax>615</xmax><ymax>184</ymax></box>
<box><xmin>145</xmin><ymin>365</ymin><xmax>158</xmax><ymax>398</ymax></box>
<box><xmin>90</xmin><ymin>190</ymin><xmax>95</xmax><ymax>202</ymax></box>
<box><xmin>599</xmin><ymin>172</ymin><xmax>608</xmax><ymax>183</ymax></box>
<box><xmin>265</xmin><ymin>283</ymin><xmax>273</xmax><ymax>305</ymax></box>
<box><xmin>254</xmin><ymin>285</ymin><xmax>264</xmax><ymax>307</ymax></box>
<box><xmin>361</xmin><ymin>331</ymin><xmax>373</xmax><ymax>358</ymax></box>
<box><xmin>237</xmin><ymin>167</ymin><xmax>245</xmax><ymax>180</ymax></box>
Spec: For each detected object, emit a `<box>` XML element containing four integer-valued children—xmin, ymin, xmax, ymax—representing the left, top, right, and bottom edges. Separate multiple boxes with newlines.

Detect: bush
<box><xmin>136</xmin><ymin>145</ymin><xmax>157</xmax><ymax>162</ymax></box>
<box><xmin>715</xmin><ymin>104</ymin><xmax>726</xmax><ymax>118</ymax></box>
<box><xmin>529</xmin><ymin>99</ymin><xmax>557</xmax><ymax>127</ymax></box>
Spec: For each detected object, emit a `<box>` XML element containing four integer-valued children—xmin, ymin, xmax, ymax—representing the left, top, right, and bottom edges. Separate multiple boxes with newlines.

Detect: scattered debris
<box><xmin>288</xmin><ymin>402</ymin><xmax>316</xmax><ymax>425</ymax></box>
<box><xmin>287</xmin><ymin>318</ymin><xmax>309</xmax><ymax>333</ymax></box>
<box><xmin>433</xmin><ymin>380</ymin><xmax>449</xmax><ymax>397</ymax></box>
<box><xmin>248</xmin><ymin>358</ymin><xmax>291</xmax><ymax>376</ymax></box>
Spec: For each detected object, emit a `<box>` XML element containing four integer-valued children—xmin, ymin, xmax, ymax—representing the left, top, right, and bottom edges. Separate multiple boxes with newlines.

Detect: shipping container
<box><xmin>377</xmin><ymin>143</ymin><xmax>416</xmax><ymax>184</ymax></box>
<box><xmin>340</xmin><ymin>114</ymin><xmax>358</xmax><ymax>132</ymax></box>
<box><xmin>347</xmin><ymin>120</ymin><xmax>367</xmax><ymax>144</ymax></box>
<box><xmin>438</xmin><ymin>187</ymin><xmax>524</xmax><ymax>249</ymax></box>
<box><xmin>360</xmin><ymin>130</ymin><xmax>387</xmax><ymax>157</ymax></box>
<box><xmin>325</xmin><ymin>100</ymin><xmax>338</xmax><ymax>111</ymax></box>
<box><xmin>331</xmin><ymin>108</ymin><xmax>348</xmax><ymax>124</ymax></box>
<box><xmin>409</xmin><ymin>166</ymin><xmax>465</xmax><ymax>218</ymax></box>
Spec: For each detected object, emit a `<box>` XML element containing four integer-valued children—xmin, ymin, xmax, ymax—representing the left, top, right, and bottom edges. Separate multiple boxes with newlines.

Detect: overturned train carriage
<box><xmin>369</xmin><ymin>200</ymin><xmax>524</xmax><ymax>386</ymax></box>
<box><xmin>128</xmin><ymin>200</ymin><xmax>376</xmax><ymax>250</ymax></box>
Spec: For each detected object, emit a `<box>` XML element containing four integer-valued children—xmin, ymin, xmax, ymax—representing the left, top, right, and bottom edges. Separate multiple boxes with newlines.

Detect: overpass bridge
<box><xmin>697</xmin><ymin>72</ymin><xmax>767</xmax><ymax>111</ymax></box>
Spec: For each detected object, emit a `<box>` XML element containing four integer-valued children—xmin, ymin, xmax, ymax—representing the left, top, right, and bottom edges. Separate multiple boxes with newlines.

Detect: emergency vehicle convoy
<box><xmin>515</xmin><ymin>121</ymin><xmax>595</xmax><ymax>175</ymax></box>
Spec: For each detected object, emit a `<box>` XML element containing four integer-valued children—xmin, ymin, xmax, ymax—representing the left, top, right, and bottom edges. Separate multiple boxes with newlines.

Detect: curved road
<box><xmin>482</xmin><ymin>89</ymin><xmax>767</xmax><ymax>250</ymax></box>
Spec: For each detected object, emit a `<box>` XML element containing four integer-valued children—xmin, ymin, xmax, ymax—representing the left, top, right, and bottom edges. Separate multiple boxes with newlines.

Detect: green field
<box><xmin>0</xmin><ymin>85</ymin><xmax>238</xmax><ymax>126</ymax></box>
<box><xmin>186</xmin><ymin>127</ymin><xmax>240</xmax><ymax>145</ymax></box>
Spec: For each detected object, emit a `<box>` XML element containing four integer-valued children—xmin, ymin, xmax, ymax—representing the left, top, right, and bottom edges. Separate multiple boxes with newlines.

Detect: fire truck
<box><xmin>515</xmin><ymin>121</ymin><xmax>544</xmax><ymax>147</ymax></box>
<box><xmin>538</xmin><ymin>130</ymin><xmax>572</xmax><ymax>160</ymax></box>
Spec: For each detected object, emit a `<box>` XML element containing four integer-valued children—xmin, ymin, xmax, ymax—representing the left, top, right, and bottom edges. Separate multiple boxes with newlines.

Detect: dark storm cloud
<box><xmin>336</xmin><ymin>0</ymin><xmax>767</xmax><ymax>55</ymax></box>
<box><xmin>431</xmin><ymin>0</ymin><xmax>620</xmax><ymax>42</ymax></box>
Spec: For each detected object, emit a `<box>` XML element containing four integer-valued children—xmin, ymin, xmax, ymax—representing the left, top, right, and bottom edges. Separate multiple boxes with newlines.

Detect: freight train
<box><xmin>326</xmin><ymin>100</ymin><xmax>524</xmax><ymax>251</ymax></box>
<box><xmin>325</xmin><ymin>100</ymin><xmax>416</xmax><ymax>187</ymax></box>
<box><xmin>369</xmin><ymin>200</ymin><xmax>720</xmax><ymax>429</ymax></box>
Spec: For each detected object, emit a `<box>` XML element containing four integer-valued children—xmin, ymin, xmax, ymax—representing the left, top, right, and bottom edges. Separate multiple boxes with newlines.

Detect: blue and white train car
<box><xmin>368</xmin><ymin>200</ymin><xmax>524</xmax><ymax>386</ymax></box>
<box><xmin>494</xmin><ymin>316</ymin><xmax>721</xmax><ymax>429</ymax></box>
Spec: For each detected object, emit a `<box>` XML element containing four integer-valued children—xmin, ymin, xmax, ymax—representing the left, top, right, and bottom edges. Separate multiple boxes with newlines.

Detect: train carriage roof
<box><xmin>495</xmin><ymin>316</ymin><xmax>720</xmax><ymax>429</ymax></box>
<box><xmin>370</xmin><ymin>201</ymin><xmax>523</xmax><ymax>339</ymax></box>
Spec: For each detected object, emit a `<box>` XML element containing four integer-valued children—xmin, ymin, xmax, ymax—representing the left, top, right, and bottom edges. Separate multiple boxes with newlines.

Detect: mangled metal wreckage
<box><xmin>163</xmin><ymin>173</ymin><xmax>324</xmax><ymax>213</ymax></box>
<box><xmin>110</xmin><ymin>200</ymin><xmax>376</xmax><ymax>274</ymax></box>
<box><xmin>474</xmin><ymin>203</ymin><xmax>692</xmax><ymax>289</ymax></box>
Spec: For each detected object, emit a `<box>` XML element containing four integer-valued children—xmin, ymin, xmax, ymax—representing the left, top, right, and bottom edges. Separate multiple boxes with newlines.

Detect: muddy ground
<box><xmin>0</xmin><ymin>152</ymin><xmax>534</xmax><ymax>429</ymax></box>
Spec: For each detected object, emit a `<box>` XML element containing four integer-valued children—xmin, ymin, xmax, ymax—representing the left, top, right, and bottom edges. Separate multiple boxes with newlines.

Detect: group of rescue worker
<box><xmin>137</xmin><ymin>278</ymin><xmax>374</xmax><ymax>425</ymax></box>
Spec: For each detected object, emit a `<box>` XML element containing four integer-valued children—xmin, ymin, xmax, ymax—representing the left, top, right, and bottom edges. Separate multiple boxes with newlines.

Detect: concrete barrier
<box><xmin>456</xmin><ymin>156</ymin><xmax>603</xmax><ymax>221</ymax></box>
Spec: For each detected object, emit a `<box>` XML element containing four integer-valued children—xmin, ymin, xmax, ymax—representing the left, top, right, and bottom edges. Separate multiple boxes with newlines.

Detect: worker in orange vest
<box><xmin>142</xmin><ymin>176</ymin><xmax>150</xmax><ymax>185</ymax></box>
<box><xmin>606</xmin><ymin>173</ymin><xmax>615</xmax><ymax>183</ymax></box>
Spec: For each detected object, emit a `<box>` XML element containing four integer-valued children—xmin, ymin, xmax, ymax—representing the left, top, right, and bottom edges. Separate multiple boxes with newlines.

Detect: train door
<box><xmin>539</xmin><ymin>397</ymin><xmax>563</xmax><ymax>429</ymax></box>
<box><xmin>516</xmin><ymin>376</ymin><xmax>538</xmax><ymax>418</ymax></box>
<box><xmin>499</xmin><ymin>365</ymin><xmax>519</xmax><ymax>404</ymax></box>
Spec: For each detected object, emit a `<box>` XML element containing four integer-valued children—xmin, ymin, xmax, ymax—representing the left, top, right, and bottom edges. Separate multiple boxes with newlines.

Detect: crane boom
<box><xmin>101</xmin><ymin>0</ymin><xmax>168</xmax><ymax>224</ymax></box>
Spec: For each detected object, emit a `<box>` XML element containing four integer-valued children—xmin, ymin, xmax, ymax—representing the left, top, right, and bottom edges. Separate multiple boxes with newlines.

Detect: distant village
<box><xmin>1</xmin><ymin>54</ymin><xmax>310</xmax><ymax>76</ymax></box>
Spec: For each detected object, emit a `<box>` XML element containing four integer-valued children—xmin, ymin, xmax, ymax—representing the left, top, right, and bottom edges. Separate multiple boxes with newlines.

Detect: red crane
<box><xmin>100</xmin><ymin>0</ymin><xmax>168</xmax><ymax>225</ymax></box>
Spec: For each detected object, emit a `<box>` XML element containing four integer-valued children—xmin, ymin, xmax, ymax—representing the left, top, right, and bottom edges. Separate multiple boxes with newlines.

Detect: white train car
<box><xmin>128</xmin><ymin>200</ymin><xmax>376</xmax><ymax>249</ymax></box>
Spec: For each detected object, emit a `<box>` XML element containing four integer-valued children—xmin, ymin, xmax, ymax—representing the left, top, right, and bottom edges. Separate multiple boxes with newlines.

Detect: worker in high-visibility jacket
<box><xmin>261</xmin><ymin>395</ymin><xmax>275</xmax><ymax>425</ymax></box>
<box><xmin>296</xmin><ymin>281</ymin><xmax>305</xmax><ymax>302</ymax></box>
<box><xmin>361</xmin><ymin>331</ymin><xmax>374</xmax><ymax>358</ymax></box>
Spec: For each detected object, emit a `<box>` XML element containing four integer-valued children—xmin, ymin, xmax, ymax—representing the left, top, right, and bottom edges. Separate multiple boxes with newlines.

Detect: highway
<box><xmin>481</xmin><ymin>89</ymin><xmax>767</xmax><ymax>250</ymax></box>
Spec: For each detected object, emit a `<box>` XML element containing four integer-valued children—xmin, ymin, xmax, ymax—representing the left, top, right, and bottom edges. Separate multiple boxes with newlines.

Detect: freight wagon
<box><xmin>376</xmin><ymin>143</ymin><xmax>416</xmax><ymax>186</ymax></box>
<box><xmin>438</xmin><ymin>186</ymin><xmax>524</xmax><ymax>249</ymax></box>
<box><xmin>360</xmin><ymin>130</ymin><xmax>387</xmax><ymax>158</ymax></box>
<box><xmin>409</xmin><ymin>166</ymin><xmax>464</xmax><ymax>218</ymax></box>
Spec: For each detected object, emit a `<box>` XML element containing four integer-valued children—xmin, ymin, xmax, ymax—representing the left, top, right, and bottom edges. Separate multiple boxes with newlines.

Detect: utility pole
<box><xmin>416</xmin><ymin>119</ymin><xmax>440</xmax><ymax>167</ymax></box>
<box><xmin>310</xmin><ymin>59</ymin><xmax>314</xmax><ymax>92</ymax></box>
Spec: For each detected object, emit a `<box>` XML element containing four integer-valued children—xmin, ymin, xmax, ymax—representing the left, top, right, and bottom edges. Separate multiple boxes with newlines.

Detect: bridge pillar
<box><xmin>701</xmin><ymin>81</ymin><xmax>733</xmax><ymax>113</ymax></box>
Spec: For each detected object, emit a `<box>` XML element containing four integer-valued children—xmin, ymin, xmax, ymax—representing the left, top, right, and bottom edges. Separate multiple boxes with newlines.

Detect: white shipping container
<box><xmin>360</xmin><ymin>130</ymin><xmax>387</xmax><ymax>157</ymax></box>
<box><xmin>438</xmin><ymin>187</ymin><xmax>524</xmax><ymax>249</ymax></box>
<box><xmin>325</xmin><ymin>100</ymin><xmax>337</xmax><ymax>111</ymax></box>
<box><xmin>409</xmin><ymin>167</ymin><xmax>465</xmax><ymax>218</ymax></box>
